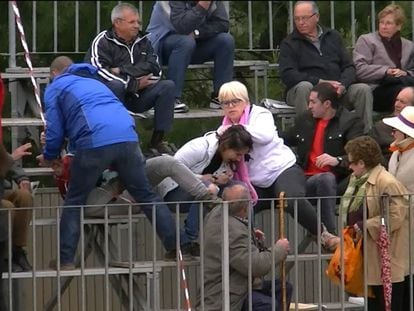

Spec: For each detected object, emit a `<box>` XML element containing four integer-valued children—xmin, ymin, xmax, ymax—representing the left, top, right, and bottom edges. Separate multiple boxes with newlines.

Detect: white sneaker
<box><xmin>209</xmin><ymin>97</ymin><xmax>221</xmax><ymax>109</ymax></box>
<box><xmin>174</xmin><ymin>99</ymin><xmax>189</xmax><ymax>113</ymax></box>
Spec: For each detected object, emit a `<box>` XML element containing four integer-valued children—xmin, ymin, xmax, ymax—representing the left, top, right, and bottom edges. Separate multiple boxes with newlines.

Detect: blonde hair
<box><xmin>378</xmin><ymin>4</ymin><xmax>406</xmax><ymax>26</ymax></box>
<box><xmin>218</xmin><ymin>81</ymin><xmax>250</xmax><ymax>104</ymax></box>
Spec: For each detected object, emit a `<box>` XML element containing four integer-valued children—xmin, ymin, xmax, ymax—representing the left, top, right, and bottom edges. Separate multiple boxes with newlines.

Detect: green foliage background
<box><xmin>1</xmin><ymin>1</ymin><xmax>413</xmax><ymax>149</ymax></box>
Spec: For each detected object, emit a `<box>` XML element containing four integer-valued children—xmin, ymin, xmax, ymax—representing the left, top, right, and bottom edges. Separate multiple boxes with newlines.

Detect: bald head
<box><xmin>222</xmin><ymin>183</ymin><xmax>251</xmax><ymax>217</ymax></box>
<box><xmin>50</xmin><ymin>56</ymin><xmax>73</xmax><ymax>79</ymax></box>
<box><xmin>394</xmin><ymin>87</ymin><xmax>414</xmax><ymax>115</ymax></box>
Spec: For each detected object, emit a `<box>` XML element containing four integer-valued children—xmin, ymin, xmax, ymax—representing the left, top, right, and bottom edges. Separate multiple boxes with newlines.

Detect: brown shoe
<box><xmin>49</xmin><ymin>259</ymin><xmax>76</xmax><ymax>271</ymax></box>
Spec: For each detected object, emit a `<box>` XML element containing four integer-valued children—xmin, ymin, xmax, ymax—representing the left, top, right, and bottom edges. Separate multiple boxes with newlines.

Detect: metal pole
<box><xmin>8</xmin><ymin>2</ymin><xmax>16</xmax><ymax>67</ymax></box>
<box><xmin>279</xmin><ymin>192</ymin><xmax>287</xmax><ymax>311</ymax></box>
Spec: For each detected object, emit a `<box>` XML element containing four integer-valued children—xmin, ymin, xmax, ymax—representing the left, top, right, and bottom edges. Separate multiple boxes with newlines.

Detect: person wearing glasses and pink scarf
<box><xmin>216</xmin><ymin>80</ymin><xmax>339</xmax><ymax>251</ymax></box>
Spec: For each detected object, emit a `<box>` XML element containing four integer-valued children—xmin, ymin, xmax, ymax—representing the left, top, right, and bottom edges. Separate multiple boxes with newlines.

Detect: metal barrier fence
<box><xmin>1</xmin><ymin>188</ymin><xmax>413</xmax><ymax>310</ymax></box>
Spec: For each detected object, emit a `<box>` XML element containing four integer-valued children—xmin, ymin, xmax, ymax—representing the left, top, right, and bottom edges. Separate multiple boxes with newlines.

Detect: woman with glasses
<box><xmin>353</xmin><ymin>4</ymin><xmax>414</xmax><ymax>113</ymax></box>
<box><xmin>216</xmin><ymin>80</ymin><xmax>340</xmax><ymax>251</ymax></box>
<box><xmin>383</xmin><ymin>106</ymin><xmax>414</xmax><ymax>309</ymax></box>
<box><xmin>339</xmin><ymin>135</ymin><xmax>408</xmax><ymax>311</ymax></box>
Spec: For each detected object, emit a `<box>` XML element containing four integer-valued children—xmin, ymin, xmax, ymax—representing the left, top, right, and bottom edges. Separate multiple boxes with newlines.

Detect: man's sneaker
<box><xmin>209</xmin><ymin>96</ymin><xmax>221</xmax><ymax>109</ymax></box>
<box><xmin>174</xmin><ymin>99</ymin><xmax>189</xmax><ymax>113</ymax></box>
<box><xmin>320</xmin><ymin>226</ymin><xmax>340</xmax><ymax>252</ymax></box>
<box><xmin>12</xmin><ymin>246</ymin><xmax>32</xmax><ymax>272</ymax></box>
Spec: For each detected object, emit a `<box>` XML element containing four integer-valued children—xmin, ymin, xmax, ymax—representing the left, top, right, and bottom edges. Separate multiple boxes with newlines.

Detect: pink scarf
<box><xmin>222</xmin><ymin>105</ymin><xmax>258</xmax><ymax>205</ymax></box>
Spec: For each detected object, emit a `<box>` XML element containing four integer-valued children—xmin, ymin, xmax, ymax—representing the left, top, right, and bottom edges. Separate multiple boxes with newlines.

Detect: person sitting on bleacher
<box><xmin>216</xmin><ymin>80</ymin><xmax>340</xmax><ymax>251</ymax></box>
<box><xmin>1</xmin><ymin>142</ymin><xmax>34</xmax><ymax>272</ymax></box>
<box><xmin>36</xmin><ymin>56</ymin><xmax>194</xmax><ymax>269</ymax></box>
<box><xmin>146</xmin><ymin>0</ymin><xmax>234</xmax><ymax>110</ymax></box>
<box><xmin>279</xmin><ymin>1</ymin><xmax>373</xmax><ymax>134</ymax></box>
<box><xmin>84</xmin><ymin>2</ymin><xmax>177</xmax><ymax>157</ymax></box>
<box><xmin>370</xmin><ymin>86</ymin><xmax>414</xmax><ymax>165</ymax></box>
<box><xmin>282</xmin><ymin>83</ymin><xmax>364</xmax><ymax>234</ymax></box>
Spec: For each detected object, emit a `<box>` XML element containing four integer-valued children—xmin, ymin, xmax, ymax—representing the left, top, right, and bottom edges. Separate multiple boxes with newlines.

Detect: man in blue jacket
<box><xmin>37</xmin><ymin>56</ymin><xmax>194</xmax><ymax>269</ymax></box>
<box><xmin>146</xmin><ymin>1</ymin><xmax>234</xmax><ymax>109</ymax></box>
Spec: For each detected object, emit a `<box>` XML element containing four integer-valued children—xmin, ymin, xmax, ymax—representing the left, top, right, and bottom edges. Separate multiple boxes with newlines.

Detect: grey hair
<box><xmin>111</xmin><ymin>3</ymin><xmax>139</xmax><ymax>23</ymax></box>
<box><xmin>222</xmin><ymin>184</ymin><xmax>251</xmax><ymax>216</ymax></box>
<box><xmin>295</xmin><ymin>1</ymin><xmax>319</xmax><ymax>14</ymax></box>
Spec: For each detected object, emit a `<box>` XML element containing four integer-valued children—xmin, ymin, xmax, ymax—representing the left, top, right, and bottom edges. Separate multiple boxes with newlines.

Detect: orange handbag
<box><xmin>326</xmin><ymin>227</ymin><xmax>368</xmax><ymax>297</ymax></box>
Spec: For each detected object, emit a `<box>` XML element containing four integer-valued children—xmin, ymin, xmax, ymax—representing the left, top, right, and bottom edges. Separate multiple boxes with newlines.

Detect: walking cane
<box><xmin>279</xmin><ymin>192</ymin><xmax>287</xmax><ymax>311</ymax></box>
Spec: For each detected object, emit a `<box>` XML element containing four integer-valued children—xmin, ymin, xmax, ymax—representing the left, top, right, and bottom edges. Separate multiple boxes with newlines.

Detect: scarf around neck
<box><xmin>222</xmin><ymin>105</ymin><xmax>258</xmax><ymax>205</ymax></box>
<box><xmin>380</xmin><ymin>31</ymin><xmax>402</xmax><ymax>69</ymax></box>
<box><xmin>389</xmin><ymin>136</ymin><xmax>414</xmax><ymax>153</ymax></box>
<box><xmin>340</xmin><ymin>171</ymin><xmax>370</xmax><ymax>225</ymax></box>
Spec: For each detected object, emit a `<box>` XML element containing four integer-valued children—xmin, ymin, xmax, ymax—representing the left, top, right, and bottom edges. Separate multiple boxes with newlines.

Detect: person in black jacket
<box><xmin>279</xmin><ymin>1</ymin><xmax>373</xmax><ymax>134</ymax></box>
<box><xmin>85</xmin><ymin>2</ymin><xmax>176</xmax><ymax>156</ymax></box>
<box><xmin>146</xmin><ymin>1</ymin><xmax>234</xmax><ymax>109</ymax></box>
<box><xmin>283</xmin><ymin>83</ymin><xmax>364</xmax><ymax>234</ymax></box>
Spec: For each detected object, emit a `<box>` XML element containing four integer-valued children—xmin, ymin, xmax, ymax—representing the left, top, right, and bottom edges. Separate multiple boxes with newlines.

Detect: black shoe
<box><xmin>188</xmin><ymin>242</ymin><xmax>200</xmax><ymax>258</ymax></box>
<box><xmin>165</xmin><ymin>244</ymin><xmax>193</xmax><ymax>261</ymax></box>
<box><xmin>12</xmin><ymin>246</ymin><xmax>32</xmax><ymax>272</ymax></box>
<box><xmin>174</xmin><ymin>99</ymin><xmax>189</xmax><ymax>113</ymax></box>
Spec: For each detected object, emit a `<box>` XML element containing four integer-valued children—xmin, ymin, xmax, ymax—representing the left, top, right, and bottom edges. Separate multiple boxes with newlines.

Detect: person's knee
<box><xmin>349</xmin><ymin>83</ymin><xmax>373</xmax><ymax>96</ymax></box>
<box><xmin>1</xmin><ymin>199</ymin><xmax>14</xmax><ymax>210</ymax></box>
<box><xmin>215</xmin><ymin>33</ymin><xmax>235</xmax><ymax>51</ymax></box>
<box><xmin>174</xmin><ymin>35</ymin><xmax>196</xmax><ymax>53</ymax></box>
<box><xmin>156</xmin><ymin>80</ymin><xmax>175</xmax><ymax>97</ymax></box>
<box><xmin>13</xmin><ymin>190</ymin><xmax>33</xmax><ymax>207</ymax></box>
<box><xmin>318</xmin><ymin>173</ymin><xmax>336</xmax><ymax>185</ymax></box>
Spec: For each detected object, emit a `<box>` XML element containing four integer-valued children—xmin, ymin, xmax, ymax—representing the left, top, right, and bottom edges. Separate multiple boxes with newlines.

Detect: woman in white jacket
<box><xmin>216</xmin><ymin>80</ymin><xmax>339</xmax><ymax>250</ymax></box>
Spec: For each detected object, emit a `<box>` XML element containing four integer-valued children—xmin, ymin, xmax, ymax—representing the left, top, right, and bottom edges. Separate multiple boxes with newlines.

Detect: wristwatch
<box><xmin>336</xmin><ymin>156</ymin><xmax>343</xmax><ymax>165</ymax></box>
<box><xmin>194</xmin><ymin>29</ymin><xmax>200</xmax><ymax>38</ymax></box>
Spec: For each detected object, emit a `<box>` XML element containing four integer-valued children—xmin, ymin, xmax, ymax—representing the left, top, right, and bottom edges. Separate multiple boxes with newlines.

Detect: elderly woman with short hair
<box><xmin>340</xmin><ymin>135</ymin><xmax>409</xmax><ymax>311</ymax></box>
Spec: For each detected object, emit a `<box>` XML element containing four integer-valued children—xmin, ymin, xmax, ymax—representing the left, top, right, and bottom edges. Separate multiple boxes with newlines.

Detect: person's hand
<box><xmin>19</xmin><ymin>180</ymin><xmax>31</xmax><ymax>192</ymax></box>
<box><xmin>387</xmin><ymin>68</ymin><xmax>407</xmax><ymax>77</ymax></box>
<box><xmin>275</xmin><ymin>238</ymin><xmax>290</xmax><ymax>258</ymax></box>
<box><xmin>315</xmin><ymin>153</ymin><xmax>338</xmax><ymax>168</ymax></box>
<box><xmin>353</xmin><ymin>223</ymin><xmax>363</xmax><ymax>242</ymax></box>
<box><xmin>50</xmin><ymin>159</ymin><xmax>64</xmax><ymax>176</ymax></box>
<box><xmin>216</xmin><ymin>124</ymin><xmax>232</xmax><ymax>136</ymax></box>
<box><xmin>40</xmin><ymin>131</ymin><xmax>46</xmax><ymax>147</ymax></box>
<box><xmin>36</xmin><ymin>154</ymin><xmax>52</xmax><ymax>167</ymax></box>
<box><xmin>110</xmin><ymin>67</ymin><xmax>121</xmax><ymax>75</ymax></box>
<box><xmin>213</xmin><ymin>170</ymin><xmax>233</xmax><ymax>185</ymax></box>
<box><xmin>198</xmin><ymin>0</ymin><xmax>211</xmax><ymax>9</ymax></box>
<box><xmin>136</xmin><ymin>74</ymin><xmax>158</xmax><ymax>90</ymax></box>
<box><xmin>255</xmin><ymin>229</ymin><xmax>265</xmax><ymax>242</ymax></box>
<box><xmin>12</xmin><ymin>143</ymin><xmax>32</xmax><ymax>161</ymax></box>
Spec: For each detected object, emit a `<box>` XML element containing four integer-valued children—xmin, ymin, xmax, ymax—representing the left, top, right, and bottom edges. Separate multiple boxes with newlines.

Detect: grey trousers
<box><xmin>286</xmin><ymin>81</ymin><xmax>373</xmax><ymax>133</ymax></box>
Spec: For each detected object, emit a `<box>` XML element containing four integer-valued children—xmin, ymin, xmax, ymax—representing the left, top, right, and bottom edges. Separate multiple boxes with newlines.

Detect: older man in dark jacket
<box><xmin>199</xmin><ymin>183</ymin><xmax>291</xmax><ymax>310</ymax></box>
<box><xmin>279</xmin><ymin>1</ymin><xmax>373</xmax><ymax>133</ymax></box>
<box><xmin>283</xmin><ymin>83</ymin><xmax>364</xmax><ymax>234</ymax></box>
<box><xmin>85</xmin><ymin>2</ymin><xmax>176</xmax><ymax>156</ymax></box>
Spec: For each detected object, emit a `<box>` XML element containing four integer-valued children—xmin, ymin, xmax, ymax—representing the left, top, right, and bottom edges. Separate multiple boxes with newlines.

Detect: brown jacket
<box><xmin>365</xmin><ymin>165</ymin><xmax>409</xmax><ymax>285</ymax></box>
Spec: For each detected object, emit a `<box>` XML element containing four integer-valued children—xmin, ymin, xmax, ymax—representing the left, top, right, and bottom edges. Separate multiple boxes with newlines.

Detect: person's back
<box><xmin>44</xmin><ymin>63</ymin><xmax>137</xmax><ymax>156</ymax></box>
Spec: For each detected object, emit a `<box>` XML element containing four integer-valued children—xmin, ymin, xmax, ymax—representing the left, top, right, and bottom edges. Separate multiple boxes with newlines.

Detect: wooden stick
<box><xmin>279</xmin><ymin>191</ymin><xmax>287</xmax><ymax>311</ymax></box>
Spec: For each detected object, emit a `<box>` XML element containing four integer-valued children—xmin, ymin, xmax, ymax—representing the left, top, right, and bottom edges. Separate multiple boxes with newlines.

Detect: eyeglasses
<box><xmin>220</xmin><ymin>98</ymin><xmax>244</xmax><ymax>107</ymax></box>
<box><xmin>294</xmin><ymin>13</ymin><xmax>316</xmax><ymax>23</ymax></box>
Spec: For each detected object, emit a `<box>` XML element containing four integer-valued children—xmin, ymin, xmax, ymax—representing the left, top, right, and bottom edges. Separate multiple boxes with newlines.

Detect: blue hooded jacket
<box><xmin>43</xmin><ymin>63</ymin><xmax>138</xmax><ymax>160</ymax></box>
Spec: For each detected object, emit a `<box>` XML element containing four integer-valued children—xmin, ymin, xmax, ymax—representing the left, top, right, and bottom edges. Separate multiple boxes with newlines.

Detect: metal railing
<box><xmin>1</xmin><ymin>189</ymin><xmax>413</xmax><ymax>310</ymax></box>
<box><xmin>3</xmin><ymin>1</ymin><xmax>414</xmax><ymax>67</ymax></box>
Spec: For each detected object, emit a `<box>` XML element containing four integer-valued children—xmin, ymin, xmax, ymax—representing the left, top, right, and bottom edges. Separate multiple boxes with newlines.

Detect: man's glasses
<box><xmin>294</xmin><ymin>13</ymin><xmax>316</xmax><ymax>23</ymax></box>
<box><xmin>220</xmin><ymin>98</ymin><xmax>244</xmax><ymax>107</ymax></box>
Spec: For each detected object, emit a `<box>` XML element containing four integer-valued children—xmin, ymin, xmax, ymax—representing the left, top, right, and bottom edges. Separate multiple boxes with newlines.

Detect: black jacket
<box><xmin>170</xmin><ymin>1</ymin><xmax>229</xmax><ymax>39</ymax></box>
<box><xmin>84</xmin><ymin>29</ymin><xmax>162</xmax><ymax>94</ymax></box>
<box><xmin>279</xmin><ymin>27</ymin><xmax>356</xmax><ymax>90</ymax></box>
<box><xmin>283</xmin><ymin>107</ymin><xmax>364</xmax><ymax>181</ymax></box>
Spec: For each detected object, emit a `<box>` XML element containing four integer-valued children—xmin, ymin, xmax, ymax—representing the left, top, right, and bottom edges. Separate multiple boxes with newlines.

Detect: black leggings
<box><xmin>368</xmin><ymin>281</ymin><xmax>405</xmax><ymax>311</ymax></box>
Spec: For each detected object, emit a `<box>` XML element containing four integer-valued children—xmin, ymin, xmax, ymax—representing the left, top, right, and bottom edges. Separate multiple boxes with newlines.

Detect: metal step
<box><xmin>24</xmin><ymin>167</ymin><xmax>53</xmax><ymax>176</ymax></box>
<box><xmin>1</xmin><ymin>117</ymin><xmax>44</xmax><ymax>127</ymax></box>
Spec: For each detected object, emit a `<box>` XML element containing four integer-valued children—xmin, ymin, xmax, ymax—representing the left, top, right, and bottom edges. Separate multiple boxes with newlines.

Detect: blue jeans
<box><xmin>164</xmin><ymin>187</ymin><xmax>201</xmax><ymax>242</ymax></box>
<box><xmin>241</xmin><ymin>280</ymin><xmax>293</xmax><ymax>311</ymax></box>
<box><xmin>105</xmin><ymin>79</ymin><xmax>175</xmax><ymax>132</ymax></box>
<box><xmin>161</xmin><ymin>33</ymin><xmax>235</xmax><ymax>98</ymax></box>
<box><xmin>306</xmin><ymin>173</ymin><xmax>337</xmax><ymax>234</ymax></box>
<box><xmin>60</xmin><ymin>142</ymin><xmax>190</xmax><ymax>264</ymax></box>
